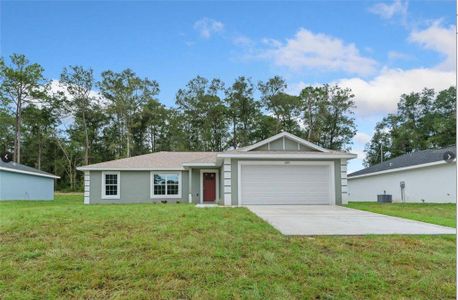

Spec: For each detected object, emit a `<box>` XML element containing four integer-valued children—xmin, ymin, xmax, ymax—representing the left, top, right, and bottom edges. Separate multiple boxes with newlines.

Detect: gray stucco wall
<box><xmin>219</xmin><ymin>165</ymin><xmax>224</xmax><ymax>203</ymax></box>
<box><xmin>86</xmin><ymin>159</ymin><xmax>342</xmax><ymax>205</ymax></box>
<box><xmin>230</xmin><ymin>159</ymin><xmax>342</xmax><ymax>206</ymax></box>
<box><xmin>88</xmin><ymin>168</ymin><xmax>224</xmax><ymax>204</ymax></box>
<box><xmin>89</xmin><ymin>170</ymin><xmax>189</xmax><ymax>204</ymax></box>
<box><xmin>334</xmin><ymin>161</ymin><xmax>342</xmax><ymax>205</ymax></box>
<box><xmin>191</xmin><ymin>168</ymin><xmax>200</xmax><ymax>203</ymax></box>
<box><xmin>231</xmin><ymin>159</ymin><xmax>239</xmax><ymax>206</ymax></box>
<box><xmin>0</xmin><ymin>170</ymin><xmax>54</xmax><ymax>200</ymax></box>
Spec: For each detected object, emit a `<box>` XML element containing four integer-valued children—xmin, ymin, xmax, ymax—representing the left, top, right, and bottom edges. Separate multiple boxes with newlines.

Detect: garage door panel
<box><xmin>240</xmin><ymin>164</ymin><xmax>333</xmax><ymax>205</ymax></box>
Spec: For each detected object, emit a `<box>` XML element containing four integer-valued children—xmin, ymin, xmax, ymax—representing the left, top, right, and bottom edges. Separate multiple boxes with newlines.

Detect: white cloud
<box><xmin>50</xmin><ymin>80</ymin><xmax>101</xmax><ymax>102</ymax></box>
<box><xmin>349</xmin><ymin>133</ymin><xmax>372</xmax><ymax>171</ymax></box>
<box><xmin>287</xmin><ymin>68</ymin><xmax>453</xmax><ymax>117</ymax></box>
<box><xmin>285</xmin><ymin>81</ymin><xmax>323</xmax><ymax>96</ymax></box>
<box><xmin>354</xmin><ymin>132</ymin><xmax>371</xmax><ymax>144</ymax></box>
<box><xmin>329</xmin><ymin>21</ymin><xmax>456</xmax><ymax>117</ymax></box>
<box><xmin>193</xmin><ymin>18</ymin><xmax>224</xmax><ymax>39</ymax></box>
<box><xmin>336</xmin><ymin>67</ymin><xmax>455</xmax><ymax>116</ymax></box>
<box><xmin>232</xmin><ymin>35</ymin><xmax>254</xmax><ymax>47</ymax></box>
<box><xmin>387</xmin><ymin>51</ymin><xmax>410</xmax><ymax>61</ymax></box>
<box><xmin>254</xmin><ymin>28</ymin><xmax>377</xmax><ymax>76</ymax></box>
<box><xmin>285</xmin><ymin>66</ymin><xmax>454</xmax><ymax>117</ymax></box>
<box><xmin>49</xmin><ymin>80</ymin><xmax>106</xmax><ymax>128</ymax></box>
<box><xmin>369</xmin><ymin>0</ymin><xmax>408</xmax><ymax>21</ymax></box>
<box><xmin>409</xmin><ymin>21</ymin><xmax>456</xmax><ymax>71</ymax></box>
<box><xmin>246</xmin><ymin>28</ymin><xmax>377</xmax><ymax>76</ymax></box>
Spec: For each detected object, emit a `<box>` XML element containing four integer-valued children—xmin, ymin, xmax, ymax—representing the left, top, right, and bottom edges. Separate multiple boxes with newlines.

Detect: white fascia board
<box><xmin>0</xmin><ymin>167</ymin><xmax>60</xmax><ymax>179</ymax></box>
<box><xmin>182</xmin><ymin>163</ymin><xmax>218</xmax><ymax>167</ymax></box>
<box><xmin>76</xmin><ymin>167</ymin><xmax>185</xmax><ymax>171</ymax></box>
<box><xmin>242</xmin><ymin>131</ymin><xmax>330</xmax><ymax>153</ymax></box>
<box><xmin>348</xmin><ymin>160</ymin><xmax>453</xmax><ymax>179</ymax></box>
<box><xmin>217</xmin><ymin>153</ymin><xmax>357</xmax><ymax>159</ymax></box>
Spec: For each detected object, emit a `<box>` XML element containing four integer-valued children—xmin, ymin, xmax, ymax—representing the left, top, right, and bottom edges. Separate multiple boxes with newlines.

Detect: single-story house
<box><xmin>0</xmin><ymin>160</ymin><xmax>59</xmax><ymax>200</ymax></box>
<box><xmin>348</xmin><ymin>146</ymin><xmax>456</xmax><ymax>203</ymax></box>
<box><xmin>77</xmin><ymin>132</ymin><xmax>356</xmax><ymax>205</ymax></box>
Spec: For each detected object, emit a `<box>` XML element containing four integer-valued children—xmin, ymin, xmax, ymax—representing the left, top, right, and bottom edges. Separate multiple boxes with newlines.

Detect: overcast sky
<box><xmin>1</xmin><ymin>0</ymin><xmax>455</xmax><ymax>172</ymax></box>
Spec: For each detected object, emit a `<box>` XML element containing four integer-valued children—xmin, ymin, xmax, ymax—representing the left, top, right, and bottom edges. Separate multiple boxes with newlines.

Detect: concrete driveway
<box><xmin>247</xmin><ymin>205</ymin><xmax>456</xmax><ymax>236</ymax></box>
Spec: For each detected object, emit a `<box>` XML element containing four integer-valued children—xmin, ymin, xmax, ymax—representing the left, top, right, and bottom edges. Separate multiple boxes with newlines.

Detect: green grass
<box><xmin>347</xmin><ymin>202</ymin><xmax>456</xmax><ymax>228</ymax></box>
<box><xmin>0</xmin><ymin>195</ymin><xmax>455</xmax><ymax>299</ymax></box>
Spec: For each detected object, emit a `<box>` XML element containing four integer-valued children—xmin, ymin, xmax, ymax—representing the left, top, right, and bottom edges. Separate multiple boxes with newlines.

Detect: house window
<box><xmin>102</xmin><ymin>172</ymin><xmax>120</xmax><ymax>199</ymax></box>
<box><xmin>151</xmin><ymin>172</ymin><xmax>181</xmax><ymax>198</ymax></box>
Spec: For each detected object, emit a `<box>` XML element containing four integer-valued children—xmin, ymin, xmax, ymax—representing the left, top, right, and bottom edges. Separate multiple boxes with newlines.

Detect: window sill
<box><xmin>101</xmin><ymin>196</ymin><xmax>120</xmax><ymax>200</ymax></box>
<box><xmin>151</xmin><ymin>195</ymin><xmax>182</xmax><ymax>199</ymax></box>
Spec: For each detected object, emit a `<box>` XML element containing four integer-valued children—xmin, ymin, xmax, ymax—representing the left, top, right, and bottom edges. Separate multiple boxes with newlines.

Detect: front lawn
<box><xmin>0</xmin><ymin>195</ymin><xmax>455</xmax><ymax>299</ymax></box>
<box><xmin>347</xmin><ymin>202</ymin><xmax>456</xmax><ymax>228</ymax></box>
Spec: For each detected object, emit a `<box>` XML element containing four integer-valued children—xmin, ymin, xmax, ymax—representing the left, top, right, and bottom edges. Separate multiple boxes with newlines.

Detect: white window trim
<box><xmin>101</xmin><ymin>171</ymin><xmax>121</xmax><ymax>200</ymax></box>
<box><xmin>237</xmin><ymin>160</ymin><xmax>335</xmax><ymax>206</ymax></box>
<box><xmin>150</xmin><ymin>171</ymin><xmax>182</xmax><ymax>199</ymax></box>
<box><xmin>200</xmin><ymin>169</ymin><xmax>220</xmax><ymax>204</ymax></box>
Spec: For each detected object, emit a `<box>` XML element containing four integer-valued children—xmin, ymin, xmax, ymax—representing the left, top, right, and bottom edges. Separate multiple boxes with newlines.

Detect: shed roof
<box><xmin>0</xmin><ymin>161</ymin><xmax>60</xmax><ymax>179</ymax></box>
<box><xmin>349</xmin><ymin>146</ymin><xmax>456</xmax><ymax>178</ymax></box>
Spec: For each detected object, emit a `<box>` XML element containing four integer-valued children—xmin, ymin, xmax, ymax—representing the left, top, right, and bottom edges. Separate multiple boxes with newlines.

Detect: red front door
<box><xmin>203</xmin><ymin>172</ymin><xmax>216</xmax><ymax>202</ymax></box>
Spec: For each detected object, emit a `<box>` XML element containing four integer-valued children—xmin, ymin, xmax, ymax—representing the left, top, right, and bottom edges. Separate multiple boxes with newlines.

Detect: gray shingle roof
<box><xmin>349</xmin><ymin>146</ymin><xmax>456</xmax><ymax>177</ymax></box>
<box><xmin>0</xmin><ymin>160</ymin><xmax>59</xmax><ymax>179</ymax></box>
<box><xmin>77</xmin><ymin>152</ymin><xmax>219</xmax><ymax>170</ymax></box>
<box><xmin>77</xmin><ymin>132</ymin><xmax>358</xmax><ymax>170</ymax></box>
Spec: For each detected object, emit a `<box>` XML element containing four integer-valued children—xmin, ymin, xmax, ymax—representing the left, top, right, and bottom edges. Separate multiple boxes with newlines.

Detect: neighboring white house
<box><xmin>0</xmin><ymin>160</ymin><xmax>60</xmax><ymax>200</ymax></box>
<box><xmin>348</xmin><ymin>146</ymin><xmax>456</xmax><ymax>203</ymax></box>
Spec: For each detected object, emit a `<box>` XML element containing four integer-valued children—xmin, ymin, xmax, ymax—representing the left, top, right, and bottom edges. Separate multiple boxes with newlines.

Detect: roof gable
<box><xmin>242</xmin><ymin>132</ymin><xmax>329</xmax><ymax>152</ymax></box>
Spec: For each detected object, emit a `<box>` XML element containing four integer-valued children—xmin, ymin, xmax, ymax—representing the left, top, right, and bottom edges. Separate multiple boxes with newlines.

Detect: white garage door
<box><xmin>240</xmin><ymin>163</ymin><xmax>334</xmax><ymax>205</ymax></box>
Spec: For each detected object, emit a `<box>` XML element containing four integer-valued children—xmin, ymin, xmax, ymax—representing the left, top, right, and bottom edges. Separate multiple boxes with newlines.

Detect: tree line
<box><xmin>2</xmin><ymin>54</ymin><xmax>453</xmax><ymax>190</ymax></box>
<box><xmin>0</xmin><ymin>54</ymin><xmax>357</xmax><ymax>190</ymax></box>
<box><xmin>364</xmin><ymin>86</ymin><xmax>456</xmax><ymax>166</ymax></box>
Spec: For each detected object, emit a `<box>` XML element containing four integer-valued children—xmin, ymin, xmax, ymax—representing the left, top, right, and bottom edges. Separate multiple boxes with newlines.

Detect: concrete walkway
<box><xmin>247</xmin><ymin>205</ymin><xmax>456</xmax><ymax>236</ymax></box>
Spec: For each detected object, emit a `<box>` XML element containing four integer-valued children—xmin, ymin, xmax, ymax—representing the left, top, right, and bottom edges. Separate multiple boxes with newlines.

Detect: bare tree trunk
<box><xmin>69</xmin><ymin>171</ymin><xmax>74</xmax><ymax>190</ymax></box>
<box><xmin>126</xmin><ymin>129</ymin><xmax>131</xmax><ymax>157</ymax></box>
<box><xmin>14</xmin><ymin>99</ymin><xmax>22</xmax><ymax>163</ymax></box>
<box><xmin>152</xmin><ymin>127</ymin><xmax>156</xmax><ymax>152</ymax></box>
<box><xmin>72</xmin><ymin>166</ymin><xmax>77</xmax><ymax>190</ymax></box>
<box><xmin>82</xmin><ymin>111</ymin><xmax>89</xmax><ymax>165</ymax></box>
<box><xmin>307</xmin><ymin>100</ymin><xmax>313</xmax><ymax>140</ymax></box>
<box><xmin>38</xmin><ymin>136</ymin><xmax>42</xmax><ymax>170</ymax></box>
<box><xmin>232</xmin><ymin>119</ymin><xmax>237</xmax><ymax>149</ymax></box>
<box><xmin>150</xmin><ymin>127</ymin><xmax>154</xmax><ymax>152</ymax></box>
<box><xmin>54</xmin><ymin>134</ymin><xmax>75</xmax><ymax>190</ymax></box>
<box><xmin>328</xmin><ymin>110</ymin><xmax>339</xmax><ymax>150</ymax></box>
